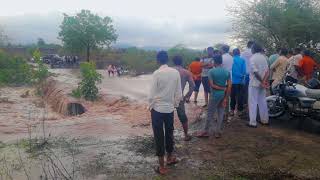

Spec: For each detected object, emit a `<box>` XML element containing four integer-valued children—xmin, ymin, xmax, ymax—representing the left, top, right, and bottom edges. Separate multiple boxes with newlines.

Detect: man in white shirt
<box><xmin>286</xmin><ymin>47</ymin><xmax>303</xmax><ymax>83</ymax></box>
<box><xmin>241</xmin><ymin>41</ymin><xmax>254</xmax><ymax>106</ymax></box>
<box><xmin>221</xmin><ymin>45</ymin><xmax>233</xmax><ymax>77</ymax></box>
<box><xmin>221</xmin><ymin>45</ymin><xmax>233</xmax><ymax>119</ymax></box>
<box><xmin>148</xmin><ymin>51</ymin><xmax>182</xmax><ymax>175</ymax></box>
<box><xmin>248</xmin><ymin>43</ymin><xmax>270</xmax><ymax>128</ymax></box>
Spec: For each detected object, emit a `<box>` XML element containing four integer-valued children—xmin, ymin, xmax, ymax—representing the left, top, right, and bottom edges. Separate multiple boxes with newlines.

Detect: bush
<box><xmin>71</xmin><ymin>88</ymin><xmax>81</xmax><ymax>99</ymax></box>
<box><xmin>33</xmin><ymin>49</ymin><xmax>49</xmax><ymax>83</ymax></box>
<box><xmin>76</xmin><ymin>62</ymin><xmax>102</xmax><ymax>101</ymax></box>
<box><xmin>0</xmin><ymin>51</ymin><xmax>33</xmax><ymax>86</ymax></box>
<box><xmin>31</xmin><ymin>49</ymin><xmax>50</xmax><ymax>96</ymax></box>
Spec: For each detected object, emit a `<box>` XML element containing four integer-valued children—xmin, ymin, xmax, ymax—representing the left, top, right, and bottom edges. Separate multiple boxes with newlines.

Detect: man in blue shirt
<box><xmin>230</xmin><ymin>48</ymin><xmax>246</xmax><ymax>117</ymax></box>
<box><xmin>195</xmin><ymin>54</ymin><xmax>232</xmax><ymax>138</ymax></box>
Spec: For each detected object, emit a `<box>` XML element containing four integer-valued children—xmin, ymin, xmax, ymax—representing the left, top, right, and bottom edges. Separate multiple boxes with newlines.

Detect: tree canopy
<box><xmin>229</xmin><ymin>0</ymin><xmax>320</xmax><ymax>51</ymax></box>
<box><xmin>59</xmin><ymin>10</ymin><xmax>117</xmax><ymax>61</ymax></box>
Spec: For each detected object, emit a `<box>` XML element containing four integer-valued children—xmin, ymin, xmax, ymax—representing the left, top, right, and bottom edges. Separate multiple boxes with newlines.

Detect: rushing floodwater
<box><xmin>99</xmin><ymin>71</ymin><xmax>206</xmax><ymax>105</ymax></box>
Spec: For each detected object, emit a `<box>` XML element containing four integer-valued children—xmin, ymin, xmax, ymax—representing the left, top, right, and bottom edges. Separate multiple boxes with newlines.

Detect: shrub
<box><xmin>76</xmin><ymin>62</ymin><xmax>102</xmax><ymax>101</ymax></box>
<box><xmin>71</xmin><ymin>88</ymin><xmax>81</xmax><ymax>99</ymax></box>
<box><xmin>0</xmin><ymin>51</ymin><xmax>33</xmax><ymax>86</ymax></box>
<box><xmin>31</xmin><ymin>49</ymin><xmax>50</xmax><ymax>96</ymax></box>
<box><xmin>33</xmin><ymin>49</ymin><xmax>49</xmax><ymax>83</ymax></box>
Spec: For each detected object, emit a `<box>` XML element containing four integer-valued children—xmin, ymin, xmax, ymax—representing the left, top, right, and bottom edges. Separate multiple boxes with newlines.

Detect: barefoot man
<box><xmin>148</xmin><ymin>51</ymin><xmax>182</xmax><ymax>175</ymax></box>
<box><xmin>173</xmin><ymin>55</ymin><xmax>195</xmax><ymax>141</ymax></box>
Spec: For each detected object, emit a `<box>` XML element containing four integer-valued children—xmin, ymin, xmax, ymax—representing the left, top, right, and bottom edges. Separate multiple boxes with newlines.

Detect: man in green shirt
<box><xmin>195</xmin><ymin>54</ymin><xmax>232</xmax><ymax>138</ymax></box>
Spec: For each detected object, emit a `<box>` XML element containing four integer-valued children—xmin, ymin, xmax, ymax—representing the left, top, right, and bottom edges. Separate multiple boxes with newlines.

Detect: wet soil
<box><xmin>1</xmin><ymin>69</ymin><xmax>320</xmax><ymax>179</ymax></box>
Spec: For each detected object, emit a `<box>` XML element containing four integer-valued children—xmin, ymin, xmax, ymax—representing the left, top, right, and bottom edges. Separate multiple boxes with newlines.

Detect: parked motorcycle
<box><xmin>266</xmin><ymin>76</ymin><xmax>320</xmax><ymax>119</ymax></box>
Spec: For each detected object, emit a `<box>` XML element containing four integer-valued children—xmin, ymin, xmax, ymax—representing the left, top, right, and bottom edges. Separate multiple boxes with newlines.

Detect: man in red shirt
<box><xmin>298</xmin><ymin>50</ymin><xmax>318</xmax><ymax>81</ymax></box>
<box><xmin>188</xmin><ymin>57</ymin><xmax>202</xmax><ymax>103</ymax></box>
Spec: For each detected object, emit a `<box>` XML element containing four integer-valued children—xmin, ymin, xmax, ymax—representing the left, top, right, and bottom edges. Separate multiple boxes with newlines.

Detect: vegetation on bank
<box><xmin>0</xmin><ymin>51</ymin><xmax>33</xmax><ymax>86</ymax></box>
<box><xmin>72</xmin><ymin>62</ymin><xmax>102</xmax><ymax>101</ymax></box>
<box><xmin>0</xmin><ymin>49</ymin><xmax>49</xmax><ymax>87</ymax></box>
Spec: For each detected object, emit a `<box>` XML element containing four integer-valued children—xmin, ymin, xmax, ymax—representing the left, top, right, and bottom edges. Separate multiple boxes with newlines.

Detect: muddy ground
<box><xmin>1</xmin><ymin>69</ymin><xmax>320</xmax><ymax>180</ymax></box>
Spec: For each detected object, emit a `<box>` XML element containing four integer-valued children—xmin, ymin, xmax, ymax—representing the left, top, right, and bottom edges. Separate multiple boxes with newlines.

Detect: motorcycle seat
<box><xmin>306</xmin><ymin>89</ymin><xmax>320</xmax><ymax>99</ymax></box>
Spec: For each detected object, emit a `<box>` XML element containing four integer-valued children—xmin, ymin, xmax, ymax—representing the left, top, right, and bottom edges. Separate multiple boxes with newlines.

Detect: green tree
<box><xmin>37</xmin><ymin>38</ymin><xmax>46</xmax><ymax>47</ymax></box>
<box><xmin>59</xmin><ymin>10</ymin><xmax>117</xmax><ymax>61</ymax></box>
<box><xmin>229</xmin><ymin>0</ymin><xmax>320</xmax><ymax>51</ymax></box>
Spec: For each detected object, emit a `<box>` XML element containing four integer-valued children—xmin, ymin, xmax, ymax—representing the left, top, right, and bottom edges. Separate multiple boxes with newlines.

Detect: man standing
<box><xmin>248</xmin><ymin>43</ymin><xmax>270</xmax><ymax>128</ymax></box>
<box><xmin>241</xmin><ymin>41</ymin><xmax>254</xmax><ymax>106</ymax></box>
<box><xmin>148</xmin><ymin>51</ymin><xmax>182</xmax><ymax>175</ymax></box>
<box><xmin>230</xmin><ymin>48</ymin><xmax>246</xmax><ymax>117</ymax></box>
<box><xmin>268</xmin><ymin>48</ymin><xmax>281</xmax><ymax>85</ymax></box>
<box><xmin>286</xmin><ymin>48</ymin><xmax>302</xmax><ymax>83</ymax></box>
<box><xmin>221</xmin><ymin>45</ymin><xmax>233</xmax><ymax>119</ymax></box>
<box><xmin>270</xmin><ymin>48</ymin><xmax>289</xmax><ymax>88</ymax></box>
<box><xmin>196</xmin><ymin>54</ymin><xmax>232</xmax><ymax>138</ymax></box>
<box><xmin>200</xmin><ymin>47</ymin><xmax>215</xmax><ymax>107</ymax></box>
<box><xmin>173</xmin><ymin>56</ymin><xmax>195</xmax><ymax>141</ymax></box>
<box><xmin>298</xmin><ymin>50</ymin><xmax>318</xmax><ymax>82</ymax></box>
<box><xmin>268</xmin><ymin>48</ymin><xmax>281</xmax><ymax>67</ymax></box>
<box><xmin>188</xmin><ymin>57</ymin><xmax>202</xmax><ymax>103</ymax></box>
<box><xmin>221</xmin><ymin>45</ymin><xmax>233</xmax><ymax>76</ymax></box>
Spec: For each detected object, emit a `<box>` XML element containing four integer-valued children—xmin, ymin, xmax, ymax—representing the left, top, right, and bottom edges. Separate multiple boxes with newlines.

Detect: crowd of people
<box><xmin>147</xmin><ymin>41</ymin><xmax>319</xmax><ymax>175</ymax></box>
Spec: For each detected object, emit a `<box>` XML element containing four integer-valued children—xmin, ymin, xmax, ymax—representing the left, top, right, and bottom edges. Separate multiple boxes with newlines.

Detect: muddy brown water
<box><xmin>1</xmin><ymin>69</ymin><xmax>320</xmax><ymax>179</ymax></box>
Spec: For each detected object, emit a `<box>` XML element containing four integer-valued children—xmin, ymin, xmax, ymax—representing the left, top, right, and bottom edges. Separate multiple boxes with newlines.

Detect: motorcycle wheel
<box><xmin>267</xmin><ymin>96</ymin><xmax>285</xmax><ymax>118</ymax></box>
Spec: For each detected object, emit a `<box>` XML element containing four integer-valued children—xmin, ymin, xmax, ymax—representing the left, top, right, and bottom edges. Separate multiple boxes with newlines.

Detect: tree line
<box><xmin>230</xmin><ymin>0</ymin><xmax>320</xmax><ymax>55</ymax></box>
<box><xmin>2</xmin><ymin>0</ymin><xmax>320</xmax><ymax>77</ymax></box>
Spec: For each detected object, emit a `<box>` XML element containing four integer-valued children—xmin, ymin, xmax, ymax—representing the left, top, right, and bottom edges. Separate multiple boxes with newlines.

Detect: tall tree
<box><xmin>59</xmin><ymin>10</ymin><xmax>117</xmax><ymax>61</ymax></box>
<box><xmin>229</xmin><ymin>0</ymin><xmax>320</xmax><ymax>52</ymax></box>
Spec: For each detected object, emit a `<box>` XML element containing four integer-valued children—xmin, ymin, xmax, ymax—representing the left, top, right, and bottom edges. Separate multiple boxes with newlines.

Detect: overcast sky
<box><xmin>0</xmin><ymin>0</ymin><xmax>233</xmax><ymax>49</ymax></box>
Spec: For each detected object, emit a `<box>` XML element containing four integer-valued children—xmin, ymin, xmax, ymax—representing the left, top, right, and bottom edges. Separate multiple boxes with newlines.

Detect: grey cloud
<box><xmin>0</xmin><ymin>13</ymin><xmax>231</xmax><ymax>49</ymax></box>
<box><xmin>114</xmin><ymin>16</ymin><xmax>231</xmax><ymax>49</ymax></box>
